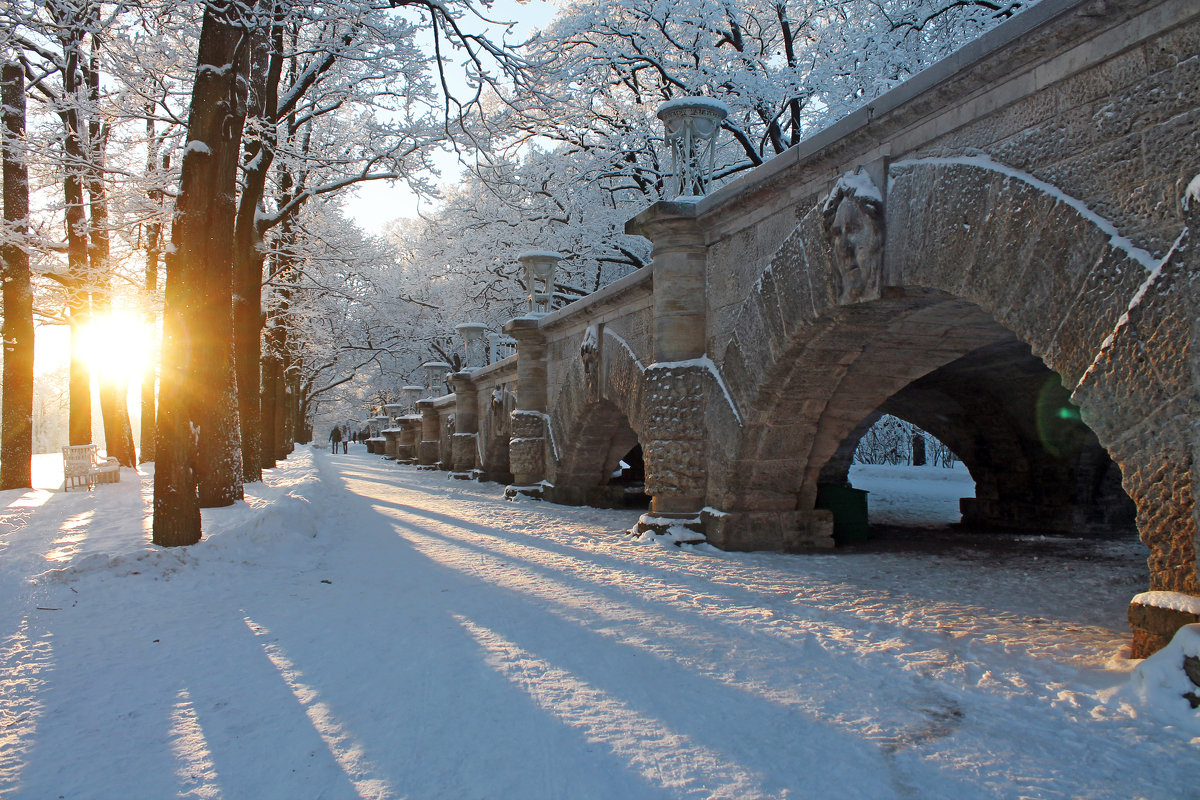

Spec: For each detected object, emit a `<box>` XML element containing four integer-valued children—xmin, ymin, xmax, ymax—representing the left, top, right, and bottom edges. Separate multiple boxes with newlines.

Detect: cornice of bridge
<box><xmin>663</xmin><ymin>0</ymin><xmax>1173</xmax><ymax>237</ymax></box>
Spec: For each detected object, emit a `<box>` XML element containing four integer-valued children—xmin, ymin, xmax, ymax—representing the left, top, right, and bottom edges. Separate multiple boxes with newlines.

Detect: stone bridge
<box><xmin>393</xmin><ymin>0</ymin><xmax>1199</xmax><ymax>656</ymax></box>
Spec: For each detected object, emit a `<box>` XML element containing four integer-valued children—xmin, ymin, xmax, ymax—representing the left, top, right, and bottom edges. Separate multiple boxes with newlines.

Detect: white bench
<box><xmin>62</xmin><ymin>444</ymin><xmax>121</xmax><ymax>491</ymax></box>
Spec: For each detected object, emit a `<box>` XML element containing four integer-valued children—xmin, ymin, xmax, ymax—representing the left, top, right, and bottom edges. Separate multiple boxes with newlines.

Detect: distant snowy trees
<box><xmin>854</xmin><ymin>415</ymin><xmax>958</xmax><ymax>468</ymax></box>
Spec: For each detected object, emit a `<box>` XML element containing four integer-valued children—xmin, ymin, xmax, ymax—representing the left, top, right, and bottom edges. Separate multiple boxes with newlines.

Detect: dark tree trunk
<box><xmin>154</xmin><ymin>0</ymin><xmax>253</xmax><ymax>546</ymax></box>
<box><xmin>1</xmin><ymin>62</ymin><xmax>33</xmax><ymax>490</ymax></box>
<box><xmin>63</xmin><ymin>109</ymin><xmax>92</xmax><ymax>446</ymax></box>
<box><xmin>51</xmin><ymin>1</ymin><xmax>93</xmax><ymax>447</ymax></box>
<box><xmin>233</xmin><ymin>17</ymin><xmax>282</xmax><ymax>485</ymax></box>
<box><xmin>260</xmin><ymin>346</ymin><xmax>280</xmax><ymax>469</ymax></box>
<box><xmin>912</xmin><ymin>433</ymin><xmax>927</xmax><ymax>467</ymax></box>
<box><xmin>139</xmin><ymin>121</ymin><xmax>166</xmax><ymax>464</ymax></box>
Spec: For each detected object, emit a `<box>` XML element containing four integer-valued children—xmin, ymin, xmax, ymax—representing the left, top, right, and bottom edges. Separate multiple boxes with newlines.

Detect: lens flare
<box><xmin>77</xmin><ymin>313</ymin><xmax>153</xmax><ymax>383</ymax></box>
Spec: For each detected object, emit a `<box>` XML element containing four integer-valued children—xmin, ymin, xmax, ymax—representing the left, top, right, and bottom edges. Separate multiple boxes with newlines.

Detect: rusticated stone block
<box><xmin>417</xmin><ymin>440</ymin><xmax>440</xmax><ymax>467</ymax></box>
<box><xmin>642</xmin><ymin>363</ymin><xmax>710</xmax><ymax>501</ymax></box>
<box><xmin>702</xmin><ymin>509</ymin><xmax>834</xmax><ymax>552</ymax></box>
<box><xmin>451</xmin><ymin>433</ymin><xmax>478</xmax><ymax>472</ymax></box>
<box><xmin>1046</xmin><ymin>245</ymin><xmax>1148</xmax><ymax>387</ymax></box>
<box><xmin>509</xmin><ymin>411</ymin><xmax>547</xmax><ymax>484</ymax></box>
<box><xmin>1129</xmin><ymin>598</ymin><xmax>1200</xmax><ymax>659</ymax></box>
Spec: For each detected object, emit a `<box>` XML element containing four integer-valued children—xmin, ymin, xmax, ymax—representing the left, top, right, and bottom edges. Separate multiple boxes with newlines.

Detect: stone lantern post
<box><xmin>657</xmin><ymin>96</ymin><xmax>729</xmax><ymax>198</ymax></box>
<box><xmin>422</xmin><ymin>361</ymin><xmax>451</xmax><ymax>398</ymax></box>
<box><xmin>448</xmin><ymin>369</ymin><xmax>480</xmax><ymax>474</ymax></box>
<box><xmin>455</xmin><ymin>322</ymin><xmax>489</xmax><ymax>370</ymax></box>
<box><xmin>617</xmin><ymin>103</ymin><xmax>731</xmax><ymax>537</ymax></box>
<box><xmin>402</xmin><ymin>385</ymin><xmax>424</xmax><ymax>413</ymax></box>
<box><xmin>517</xmin><ymin>250</ymin><xmax>562</xmax><ymax>314</ymax></box>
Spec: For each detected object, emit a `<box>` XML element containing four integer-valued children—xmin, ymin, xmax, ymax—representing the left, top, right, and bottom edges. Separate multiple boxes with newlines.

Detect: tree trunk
<box><xmin>86</xmin><ymin>50</ymin><xmax>136</xmax><ymax>468</ymax></box>
<box><xmin>63</xmin><ymin>113</ymin><xmax>92</xmax><ymax>446</ymax></box>
<box><xmin>1</xmin><ymin>62</ymin><xmax>33</xmax><ymax>490</ymax></box>
<box><xmin>52</xmin><ymin>2</ymin><xmax>93</xmax><ymax>447</ymax></box>
<box><xmin>154</xmin><ymin>0</ymin><xmax>253</xmax><ymax>546</ymax></box>
<box><xmin>233</xmin><ymin>12</ymin><xmax>284</xmax><ymax>484</ymax></box>
<box><xmin>260</xmin><ymin>346</ymin><xmax>280</xmax><ymax>469</ymax></box>
<box><xmin>139</xmin><ymin>119</ymin><xmax>165</xmax><ymax>464</ymax></box>
<box><xmin>912</xmin><ymin>433</ymin><xmax>927</xmax><ymax>467</ymax></box>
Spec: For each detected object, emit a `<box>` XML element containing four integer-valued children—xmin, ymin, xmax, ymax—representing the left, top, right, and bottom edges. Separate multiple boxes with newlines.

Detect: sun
<box><xmin>77</xmin><ymin>312</ymin><xmax>154</xmax><ymax>384</ymax></box>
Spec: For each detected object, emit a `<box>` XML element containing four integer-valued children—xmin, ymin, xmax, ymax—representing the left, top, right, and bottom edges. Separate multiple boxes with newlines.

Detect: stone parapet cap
<box><xmin>449</xmin><ymin>371</ymin><xmax>480</xmax><ymax>391</ymax></box>
<box><xmin>624</xmin><ymin>198</ymin><xmax>701</xmax><ymax>237</ymax></box>
<box><xmin>503</xmin><ymin>315</ymin><xmax>546</xmax><ymax>341</ymax></box>
<box><xmin>415</xmin><ymin>396</ymin><xmax>454</xmax><ymax>413</ymax></box>
<box><xmin>625</xmin><ymin>201</ymin><xmax>707</xmax><ymax>251</ymax></box>
<box><xmin>538</xmin><ymin>267</ymin><xmax>655</xmax><ymax>332</ymax></box>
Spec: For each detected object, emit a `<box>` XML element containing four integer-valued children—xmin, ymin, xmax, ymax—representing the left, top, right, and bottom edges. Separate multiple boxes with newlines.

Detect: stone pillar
<box><xmin>382</xmin><ymin>428</ymin><xmax>401</xmax><ymax>459</ymax></box>
<box><xmin>626</xmin><ymin>201</ymin><xmax>709</xmax><ymax>535</ymax></box>
<box><xmin>631</xmin><ymin>201</ymin><xmax>707</xmax><ymax>364</ymax></box>
<box><xmin>416</xmin><ymin>400</ymin><xmax>440</xmax><ymax>467</ymax></box>
<box><xmin>503</xmin><ymin>316</ymin><xmax>549</xmax><ymax>493</ymax></box>
<box><xmin>449</xmin><ymin>371</ymin><xmax>480</xmax><ymax>474</ymax></box>
<box><xmin>396</xmin><ymin>416</ymin><xmax>420</xmax><ymax>463</ymax></box>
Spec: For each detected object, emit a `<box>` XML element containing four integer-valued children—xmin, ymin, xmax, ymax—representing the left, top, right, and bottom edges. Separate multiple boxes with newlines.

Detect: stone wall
<box><xmin>702</xmin><ymin>0</ymin><xmax>1196</xmax><ymax>353</ymax></box>
<box><xmin>465</xmin><ymin>357</ymin><xmax>517</xmax><ymax>482</ymax></box>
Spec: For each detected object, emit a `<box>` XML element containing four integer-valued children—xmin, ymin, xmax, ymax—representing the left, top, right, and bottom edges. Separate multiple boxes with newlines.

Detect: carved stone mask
<box><xmin>822</xmin><ymin>172</ymin><xmax>885</xmax><ymax>304</ymax></box>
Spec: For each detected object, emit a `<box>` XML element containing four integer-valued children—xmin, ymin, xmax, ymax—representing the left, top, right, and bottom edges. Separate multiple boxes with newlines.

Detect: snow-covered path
<box><xmin>0</xmin><ymin>447</ymin><xmax>1195</xmax><ymax>799</ymax></box>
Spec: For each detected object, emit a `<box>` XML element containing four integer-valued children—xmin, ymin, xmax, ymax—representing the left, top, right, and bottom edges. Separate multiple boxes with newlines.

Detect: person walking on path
<box><xmin>329</xmin><ymin>425</ymin><xmax>343</xmax><ymax>454</ymax></box>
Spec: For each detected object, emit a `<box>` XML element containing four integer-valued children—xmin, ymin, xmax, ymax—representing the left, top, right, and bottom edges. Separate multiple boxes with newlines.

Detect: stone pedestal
<box><xmin>507</xmin><ymin>410</ymin><xmax>547</xmax><ymax>495</ymax></box>
<box><xmin>449</xmin><ymin>372</ymin><xmax>481</xmax><ymax>473</ymax></box>
<box><xmin>627</xmin><ymin>202</ymin><xmax>711</xmax><ymax>526</ymax></box>
<box><xmin>503</xmin><ymin>317</ymin><xmax>549</xmax><ymax>496</ymax></box>
<box><xmin>382</xmin><ymin>429</ymin><xmax>401</xmax><ymax>459</ymax></box>
<box><xmin>416</xmin><ymin>401</ymin><xmax>441</xmax><ymax>468</ymax></box>
<box><xmin>451</xmin><ymin>433</ymin><xmax>479</xmax><ymax>475</ymax></box>
<box><xmin>1129</xmin><ymin>594</ymin><xmax>1200</xmax><ymax>659</ymax></box>
<box><xmin>396</xmin><ymin>416</ymin><xmax>421</xmax><ymax>463</ymax></box>
<box><xmin>642</xmin><ymin>363</ymin><xmax>710</xmax><ymax>517</ymax></box>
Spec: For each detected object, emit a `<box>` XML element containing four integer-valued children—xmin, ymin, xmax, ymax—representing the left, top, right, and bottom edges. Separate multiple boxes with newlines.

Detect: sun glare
<box><xmin>77</xmin><ymin>313</ymin><xmax>153</xmax><ymax>383</ymax></box>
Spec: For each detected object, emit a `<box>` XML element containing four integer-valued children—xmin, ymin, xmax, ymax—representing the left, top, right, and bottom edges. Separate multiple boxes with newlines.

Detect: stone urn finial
<box><xmin>455</xmin><ymin>322</ymin><xmax>489</xmax><ymax>370</ymax></box>
<box><xmin>517</xmin><ymin>250</ymin><xmax>562</xmax><ymax>315</ymax></box>
<box><xmin>421</xmin><ymin>361</ymin><xmax>451</xmax><ymax>398</ymax></box>
<box><xmin>657</xmin><ymin>96</ymin><xmax>729</xmax><ymax>199</ymax></box>
<box><xmin>402</xmin><ymin>385</ymin><xmax>424</xmax><ymax>413</ymax></box>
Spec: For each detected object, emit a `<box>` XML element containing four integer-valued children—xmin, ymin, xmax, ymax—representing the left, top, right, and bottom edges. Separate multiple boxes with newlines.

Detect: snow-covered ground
<box><xmin>851</xmin><ymin>462</ymin><xmax>974</xmax><ymax>527</ymax></box>
<box><xmin>0</xmin><ymin>448</ymin><xmax>1196</xmax><ymax>799</ymax></box>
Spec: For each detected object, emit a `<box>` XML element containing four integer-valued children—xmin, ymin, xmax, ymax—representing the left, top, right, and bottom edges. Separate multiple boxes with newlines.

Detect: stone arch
<box><xmin>545</xmin><ymin>328</ymin><xmax>650</xmax><ymax>507</ymax></box>
<box><xmin>818</xmin><ymin>341</ymin><xmax>1136</xmax><ymax>534</ymax></box>
<box><xmin>713</xmin><ymin>159</ymin><xmax>1195</xmax><ymax>608</ymax></box>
